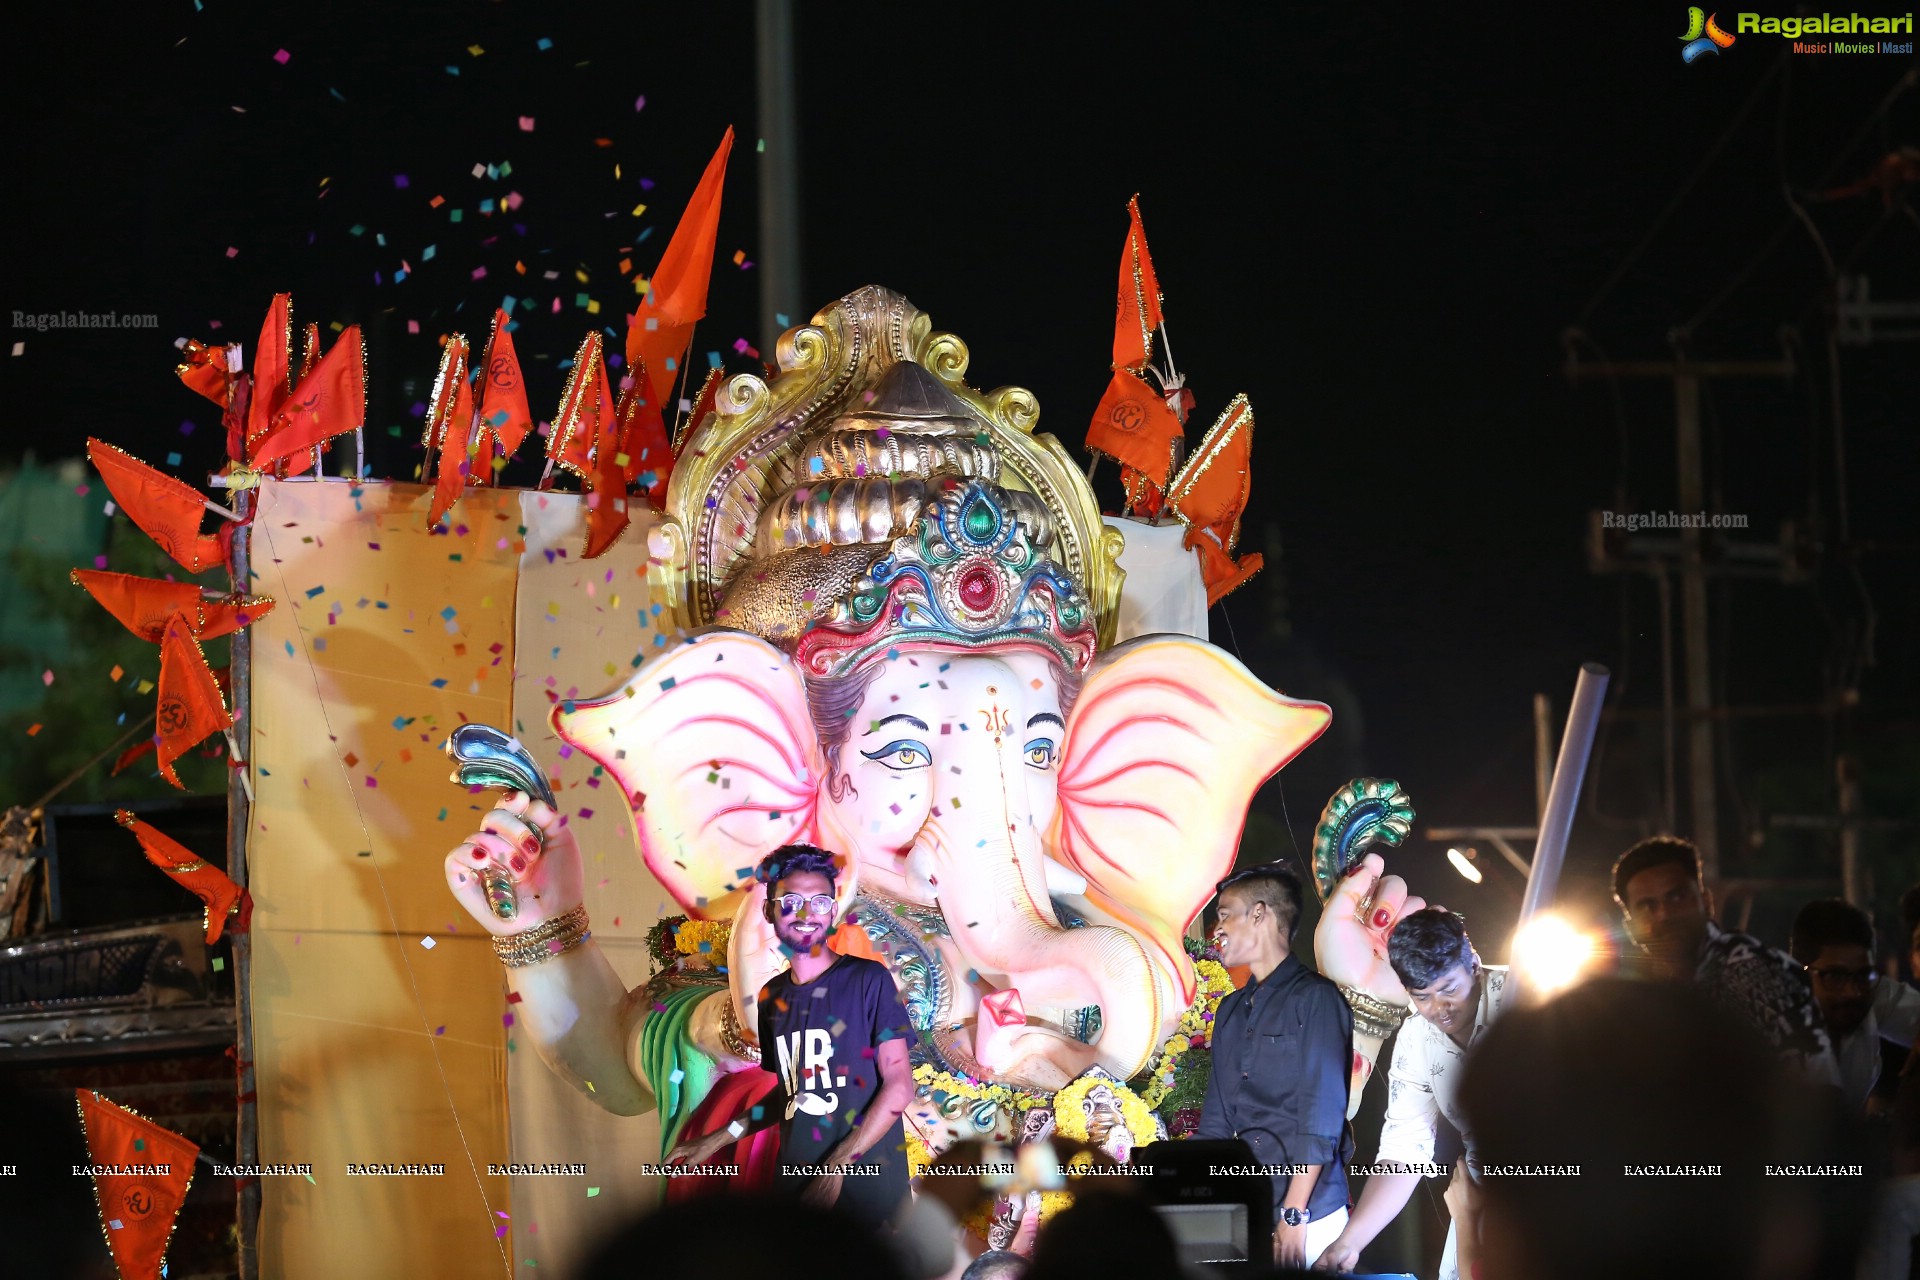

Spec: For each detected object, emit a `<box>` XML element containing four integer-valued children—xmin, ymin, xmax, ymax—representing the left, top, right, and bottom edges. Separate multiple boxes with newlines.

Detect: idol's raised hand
<box><xmin>443</xmin><ymin>791</ymin><xmax>584</xmax><ymax>936</ymax></box>
<box><xmin>1313</xmin><ymin>851</ymin><xmax>1427</xmax><ymax>1009</ymax></box>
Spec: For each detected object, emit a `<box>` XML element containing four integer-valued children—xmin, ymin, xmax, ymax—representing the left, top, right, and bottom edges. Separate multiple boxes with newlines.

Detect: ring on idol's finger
<box><xmin>486</xmin><ymin>808</ymin><xmax>543</xmax><ymax>856</ymax></box>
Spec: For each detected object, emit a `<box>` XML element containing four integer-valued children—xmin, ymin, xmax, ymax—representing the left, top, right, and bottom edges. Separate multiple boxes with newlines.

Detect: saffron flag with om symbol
<box><xmin>423</xmin><ymin>335</ymin><xmax>475</xmax><ymax>529</ymax></box>
<box><xmin>69</xmin><ymin>570</ymin><xmax>268</xmax><ymax>787</ymax></box>
<box><xmin>1086</xmin><ymin>366</ymin><xmax>1184</xmax><ymax>488</ymax></box>
<box><xmin>476</xmin><ymin>307</ymin><xmax>534</xmax><ymax>464</ymax></box>
<box><xmin>243</xmin><ymin>292</ymin><xmax>295</xmax><ymax>464</ymax></box>
<box><xmin>116</xmin><ymin>809</ymin><xmax>249</xmax><ymax>943</ymax></box>
<box><xmin>546</xmin><ymin>332</ymin><xmax>612</xmax><ymax>480</ymax></box>
<box><xmin>86</xmin><ymin>439</ymin><xmax>233</xmax><ymax>574</ymax></box>
<box><xmin>155</xmin><ymin>618</ymin><xmax>233</xmax><ymax>788</ymax></box>
<box><xmin>75</xmin><ymin>1088</ymin><xmax>200</xmax><ymax>1280</ymax></box>
<box><xmin>250</xmin><ymin>325</ymin><xmax>367</xmax><ymax>473</ymax></box>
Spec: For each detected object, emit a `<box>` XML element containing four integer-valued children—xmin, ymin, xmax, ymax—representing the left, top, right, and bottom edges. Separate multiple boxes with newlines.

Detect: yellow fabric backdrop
<box><xmin>246</xmin><ymin>479</ymin><xmax>679</xmax><ymax>1276</ymax></box>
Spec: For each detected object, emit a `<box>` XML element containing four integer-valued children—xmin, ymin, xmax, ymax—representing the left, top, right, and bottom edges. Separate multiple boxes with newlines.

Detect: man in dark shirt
<box><xmin>1197</xmin><ymin>862</ymin><xmax>1354</xmax><ymax>1268</ymax></box>
<box><xmin>666</xmin><ymin>844</ymin><xmax>916</xmax><ymax>1227</ymax></box>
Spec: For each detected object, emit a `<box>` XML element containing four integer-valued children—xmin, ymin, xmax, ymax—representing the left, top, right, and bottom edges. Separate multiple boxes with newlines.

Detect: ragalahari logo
<box><xmin>1680</xmin><ymin>8</ymin><xmax>1738</xmax><ymax>60</ymax></box>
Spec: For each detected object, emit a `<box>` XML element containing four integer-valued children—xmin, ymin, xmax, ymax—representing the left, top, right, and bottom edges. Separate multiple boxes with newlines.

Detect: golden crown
<box><xmin>651</xmin><ymin>287</ymin><xmax>1124</xmax><ymax>667</ymax></box>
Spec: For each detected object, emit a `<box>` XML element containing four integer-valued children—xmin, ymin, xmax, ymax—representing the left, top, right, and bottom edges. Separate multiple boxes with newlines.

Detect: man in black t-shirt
<box><xmin>667</xmin><ymin>844</ymin><xmax>915</xmax><ymax>1227</ymax></box>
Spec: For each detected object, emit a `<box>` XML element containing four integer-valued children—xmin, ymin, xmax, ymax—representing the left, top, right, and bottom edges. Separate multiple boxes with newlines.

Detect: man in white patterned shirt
<box><xmin>1789</xmin><ymin>897</ymin><xmax>1920</xmax><ymax>1112</ymax></box>
<box><xmin>1314</xmin><ymin>909</ymin><xmax>1503</xmax><ymax>1279</ymax></box>
<box><xmin>1613</xmin><ymin>836</ymin><xmax>1841</xmax><ymax>1087</ymax></box>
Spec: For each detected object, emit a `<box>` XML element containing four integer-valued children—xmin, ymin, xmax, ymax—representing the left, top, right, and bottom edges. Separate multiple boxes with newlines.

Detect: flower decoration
<box><xmin>643</xmin><ymin>914</ymin><xmax>734</xmax><ymax>972</ymax></box>
<box><xmin>1051</xmin><ymin>1075</ymin><xmax>1159</xmax><ymax>1151</ymax></box>
<box><xmin>1135</xmin><ymin>958</ymin><xmax>1232</xmax><ymax>1109</ymax></box>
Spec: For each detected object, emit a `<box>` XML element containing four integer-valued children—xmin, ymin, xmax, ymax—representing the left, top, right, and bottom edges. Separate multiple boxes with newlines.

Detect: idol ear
<box><xmin>1051</xmin><ymin>635</ymin><xmax>1331</xmax><ymax>1002</ymax></box>
<box><xmin>553</xmin><ymin>630</ymin><xmax>823</xmax><ymax>920</ymax></box>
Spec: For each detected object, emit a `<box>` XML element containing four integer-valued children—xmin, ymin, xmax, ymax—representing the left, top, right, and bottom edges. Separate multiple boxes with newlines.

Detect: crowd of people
<box><xmin>639</xmin><ymin>837</ymin><xmax>1920</xmax><ymax>1280</ymax></box>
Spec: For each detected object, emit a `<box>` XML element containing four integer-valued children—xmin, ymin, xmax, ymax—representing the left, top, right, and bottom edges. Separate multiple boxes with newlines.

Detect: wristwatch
<box><xmin>1278</xmin><ymin>1207</ymin><xmax>1310</xmax><ymax>1227</ymax></box>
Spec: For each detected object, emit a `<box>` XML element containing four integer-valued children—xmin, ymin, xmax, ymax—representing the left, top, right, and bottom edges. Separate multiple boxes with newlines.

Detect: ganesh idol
<box><xmin>441</xmin><ymin>286</ymin><xmax>1335</xmax><ymax>1160</ymax></box>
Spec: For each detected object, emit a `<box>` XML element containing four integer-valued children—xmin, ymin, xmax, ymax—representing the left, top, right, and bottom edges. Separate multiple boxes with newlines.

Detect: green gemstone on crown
<box><xmin>961</xmin><ymin>498</ymin><xmax>997</xmax><ymax>543</ymax></box>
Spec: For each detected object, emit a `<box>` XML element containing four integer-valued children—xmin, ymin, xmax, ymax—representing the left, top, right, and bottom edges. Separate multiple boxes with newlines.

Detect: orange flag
<box><xmin>1187</xmin><ymin>530</ymin><xmax>1265</xmax><ymax>606</ymax></box>
<box><xmin>423</xmin><ymin>336</ymin><xmax>475</xmax><ymax>528</ymax></box>
<box><xmin>647</xmin><ymin>126</ymin><xmax>734</xmax><ymax>329</ymax></box>
<box><xmin>584</xmin><ymin>398</ymin><xmax>631</xmax><ymax>558</ymax></box>
<box><xmin>87</xmin><ymin>439</ymin><xmax>231</xmax><ymax>574</ymax></box>
<box><xmin>174</xmin><ymin>338</ymin><xmax>237</xmax><ymax>407</ymax></box>
<box><xmin>615</xmin><ymin>373</ymin><xmax>673</xmax><ymax>507</ymax></box>
<box><xmin>251</xmin><ymin>326</ymin><xmax>366</xmax><ymax>472</ymax></box>
<box><xmin>1165</xmin><ymin>394</ymin><xmax>1263</xmax><ymax>604</ymax></box>
<box><xmin>1113</xmin><ymin>194</ymin><xmax>1164</xmax><ymax>374</ymax></box>
<box><xmin>1087</xmin><ymin>367</ymin><xmax>1184</xmax><ymax>487</ymax></box>
<box><xmin>547</xmin><ymin>332</ymin><xmax>612</xmax><ymax>480</ymax></box>
<box><xmin>70</xmin><ymin>570</ymin><xmax>273</xmax><ymax>643</ymax></box>
<box><xmin>624</xmin><ymin>126</ymin><xmax>734</xmax><ymax>462</ymax></box>
<box><xmin>475</xmin><ymin>308</ymin><xmax>533</xmax><ymax>465</ymax></box>
<box><xmin>116</xmin><ymin>810</ymin><xmax>247</xmax><ymax>943</ymax></box>
<box><xmin>243</xmin><ymin>293</ymin><xmax>294</xmax><ymax>463</ymax></box>
<box><xmin>156</xmin><ymin>618</ymin><xmax>233</xmax><ymax>788</ymax></box>
<box><xmin>75</xmin><ymin>1087</ymin><xmax>199</xmax><ymax>1280</ymax></box>
<box><xmin>1120</xmin><ymin>464</ymin><xmax>1167</xmax><ymax>518</ymax></box>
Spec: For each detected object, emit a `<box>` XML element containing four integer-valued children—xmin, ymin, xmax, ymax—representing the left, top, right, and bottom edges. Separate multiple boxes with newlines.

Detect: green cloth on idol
<box><xmin>640</xmin><ymin>983</ymin><xmax>722</xmax><ymax>1160</ymax></box>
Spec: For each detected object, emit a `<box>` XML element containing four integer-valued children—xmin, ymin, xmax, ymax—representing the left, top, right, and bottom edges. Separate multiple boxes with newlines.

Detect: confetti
<box><xmin>421</xmin><ymin>936</ymin><xmax>436</xmax><ymax>950</ymax></box>
<box><xmin>273</xmin><ymin>48</ymin><xmax>290</xmax><ymax>64</ymax></box>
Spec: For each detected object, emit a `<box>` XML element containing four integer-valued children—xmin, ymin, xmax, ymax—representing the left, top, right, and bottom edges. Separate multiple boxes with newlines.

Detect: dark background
<box><xmin>4</xmin><ymin>2</ymin><xmax>1917</xmax><ymax>961</ymax></box>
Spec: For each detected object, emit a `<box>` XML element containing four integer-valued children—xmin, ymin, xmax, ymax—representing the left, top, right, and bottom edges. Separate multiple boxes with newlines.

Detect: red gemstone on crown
<box><xmin>956</xmin><ymin>564</ymin><xmax>997</xmax><ymax>613</ymax></box>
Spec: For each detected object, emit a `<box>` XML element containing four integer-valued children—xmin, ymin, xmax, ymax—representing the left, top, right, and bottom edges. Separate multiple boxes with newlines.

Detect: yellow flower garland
<box><xmin>673</xmin><ymin>917</ymin><xmax>732</xmax><ymax>957</ymax></box>
<box><xmin>1136</xmin><ymin>958</ymin><xmax>1233</xmax><ymax>1109</ymax></box>
<box><xmin>1050</xmin><ymin>1075</ymin><xmax>1160</xmax><ymax>1148</ymax></box>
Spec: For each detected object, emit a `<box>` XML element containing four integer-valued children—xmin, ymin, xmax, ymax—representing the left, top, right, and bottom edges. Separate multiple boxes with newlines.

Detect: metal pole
<box><xmin>755</xmin><ymin>0</ymin><xmax>802</xmax><ymax>351</ymax></box>
<box><xmin>1516</xmin><ymin>664</ymin><xmax>1612</xmax><ymax>933</ymax></box>
<box><xmin>1656</xmin><ymin>564</ymin><xmax>1678</xmax><ymax>833</ymax></box>
<box><xmin>1673</xmin><ymin>368</ymin><xmax>1719</xmax><ymax>884</ymax></box>
<box><xmin>227</xmin><ymin>487</ymin><xmax>261</xmax><ymax>1280</ymax></box>
<box><xmin>1838</xmin><ymin>754</ymin><xmax>1862</xmax><ymax>907</ymax></box>
<box><xmin>1532</xmin><ymin>693</ymin><xmax>1553</xmax><ymax>826</ymax></box>
<box><xmin>1826</xmin><ymin>325</ymin><xmax>1851</xmax><ymax>546</ymax></box>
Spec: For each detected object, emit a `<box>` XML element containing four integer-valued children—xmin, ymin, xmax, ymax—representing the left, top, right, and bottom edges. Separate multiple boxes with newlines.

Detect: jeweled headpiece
<box><xmin>654</xmin><ymin>287</ymin><xmax>1122</xmax><ymax>675</ymax></box>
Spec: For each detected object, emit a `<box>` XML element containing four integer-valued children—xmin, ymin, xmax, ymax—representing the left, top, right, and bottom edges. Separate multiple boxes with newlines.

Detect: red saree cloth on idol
<box><xmin>664</xmin><ymin>1067</ymin><xmax>781</xmax><ymax>1202</ymax></box>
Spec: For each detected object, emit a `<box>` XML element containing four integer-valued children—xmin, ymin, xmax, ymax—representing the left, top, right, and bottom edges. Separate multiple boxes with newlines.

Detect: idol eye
<box><xmin>861</xmin><ymin>738</ymin><xmax>931</xmax><ymax>771</ymax></box>
<box><xmin>1023</xmin><ymin>737</ymin><xmax>1057</xmax><ymax>769</ymax></box>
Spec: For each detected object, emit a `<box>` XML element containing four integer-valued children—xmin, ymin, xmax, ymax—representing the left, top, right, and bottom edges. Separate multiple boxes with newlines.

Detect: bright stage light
<box><xmin>1446</xmin><ymin>847</ymin><xmax>1483</xmax><ymax>884</ymax></box>
<box><xmin>1511</xmin><ymin>913</ymin><xmax>1597</xmax><ymax>999</ymax></box>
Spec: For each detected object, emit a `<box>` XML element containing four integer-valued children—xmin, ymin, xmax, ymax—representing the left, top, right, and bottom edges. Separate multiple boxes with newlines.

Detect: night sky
<box><xmin>7</xmin><ymin>2</ymin><xmax>1916</xmax><ymax>952</ymax></box>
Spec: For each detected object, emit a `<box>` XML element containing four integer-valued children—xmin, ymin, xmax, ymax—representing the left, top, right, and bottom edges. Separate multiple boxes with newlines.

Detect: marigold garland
<box><xmin>673</xmin><ymin>917</ymin><xmax>731</xmax><ymax>957</ymax></box>
<box><xmin>1050</xmin><ymin>1075</ymin><xmax>1160</xmax><ymax>1148</ymax></box>
<box><xmin>1135</xmin><ymin>959</ymin><xmax>1232</xmax><ymax>1109</ymax></box>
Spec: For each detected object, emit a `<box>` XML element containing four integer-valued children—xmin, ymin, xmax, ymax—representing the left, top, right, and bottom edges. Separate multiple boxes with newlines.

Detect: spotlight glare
<box><xmin>1512</xmin><ymin>913</ymin><xmax>1597</xmax><ymax>999</ymax></box>
<box><xmin>1446</xmin><ymin>847</ymin><xmax>1483</xmax><ymax>884</ymax></box>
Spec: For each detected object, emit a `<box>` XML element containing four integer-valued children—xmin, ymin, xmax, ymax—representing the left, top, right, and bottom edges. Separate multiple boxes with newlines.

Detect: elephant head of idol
<box><xmin>553</xmin><ymin>287</ymin><xmax>1331</xmax><ymax>1092</ymax></box>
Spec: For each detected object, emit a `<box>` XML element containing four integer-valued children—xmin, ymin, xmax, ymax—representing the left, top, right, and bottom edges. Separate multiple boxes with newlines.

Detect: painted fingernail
<box><xmin>524</xmin><ymin>837</ymin><xmax>540</xmax><ymax>853</ymax></box>
<box><xmin>1372</xmin><ymin>908</ymin><xmax>1393</xmax><ymax>928</ymax></box>
<box><xmin>1344</xmin><ymin>862</ymin><xmax>1367</xmax><ymax>878</ymax></box>
<box><xmin>471</xmin><ymin>848</ymin><xmax>487</xmax><ymax>862</ymax></box>
<box><xmin>509</xmin><ymin>855</ymin><xmax>527</xmax><ymax>873</ymax></box>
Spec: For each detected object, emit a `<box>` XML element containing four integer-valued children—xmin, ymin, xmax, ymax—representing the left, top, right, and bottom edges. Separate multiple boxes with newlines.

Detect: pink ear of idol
<box><xmin>1053</xmin><ymin>635</ymin><xmax>1332</xmax><ymax>1005</ymax></box>
<box><xmin>550</xmin><ymin>630</ymin><xmax>823</xmax><ymax>921</ymax></box>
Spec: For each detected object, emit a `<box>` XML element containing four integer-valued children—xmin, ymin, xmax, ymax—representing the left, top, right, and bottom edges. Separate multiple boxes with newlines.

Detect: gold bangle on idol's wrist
<box><xmin>719</xmin><ymin>999</ymin><xmax>757</xmax><ymax>1061</ymax></box>
<box><xmin>492</xmin><ymin>904</ymin><xmax>590</xmax><ymax>968</ymax></box>
<box><xmin>1339</xmin><ymin>983</ymin><xmax>1412</xmax><ymax>1040</ymax></box>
